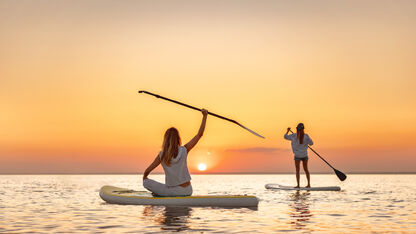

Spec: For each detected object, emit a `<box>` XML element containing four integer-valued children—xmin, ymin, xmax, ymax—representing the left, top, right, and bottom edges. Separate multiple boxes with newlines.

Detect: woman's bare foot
<box><xmin>294</xmin><ymin>185</ymin><xmax>300</xmax><ymax>188</ymax></box>
<box><xmin>306</xmin><ymin>185</ymin><xmax>311</xmax><ymax>188</ymax></box>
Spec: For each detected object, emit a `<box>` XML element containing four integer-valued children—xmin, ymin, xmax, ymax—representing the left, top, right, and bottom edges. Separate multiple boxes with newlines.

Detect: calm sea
<box><xmin>0</xmin><ymin>174</ymin><xmax>415</xmax><ymax>233</ymax></box>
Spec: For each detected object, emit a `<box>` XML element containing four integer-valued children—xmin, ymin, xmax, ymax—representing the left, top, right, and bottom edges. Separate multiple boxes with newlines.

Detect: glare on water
<box><xmin>0</xmin><ymin>174</ymin><xmax>415</xmax><ymax>233</ymax></box>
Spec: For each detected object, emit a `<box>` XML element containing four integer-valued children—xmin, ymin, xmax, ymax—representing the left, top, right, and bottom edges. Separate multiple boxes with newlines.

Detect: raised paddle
<box><xmin>138</xmin><ymin>90</ymin><xmax>265</xmax><ymax>139</ymax></box>
<box><xmin>289</xmin><ymin>129</ymin><xmax>347</xmax><ymax>181</ymax></box>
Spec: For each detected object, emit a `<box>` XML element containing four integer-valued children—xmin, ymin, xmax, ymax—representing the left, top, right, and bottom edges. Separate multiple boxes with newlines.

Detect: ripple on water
<box><xmin>369</xmin><ymin>215</ymin><xmax>392</xmax><ymax>218</ymax></box>
<box><xmin>326</xmin><ymin>213</ymin><xmax>346</xmax><ymax>217</ymax></box>
<box><xmin>98</xmin><ymin>225</ymin><xmax>124</xmax><ymax>229</ymax></box>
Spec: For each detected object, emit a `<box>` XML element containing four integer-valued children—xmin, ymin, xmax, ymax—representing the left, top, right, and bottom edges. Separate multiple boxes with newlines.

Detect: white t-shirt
<box><xmin>284</xmin><ymin>133</ymin><xmax>314</xmax><ymax>159</ymax></box>
<box><xmin>159</xmin><ymin>146</ymin><xmax>191</xmax><ymax>186</ymax></box>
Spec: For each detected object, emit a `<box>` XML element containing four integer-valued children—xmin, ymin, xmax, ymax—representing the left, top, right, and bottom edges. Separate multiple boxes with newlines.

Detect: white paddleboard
<box><xmin>265</xmin><ymin>184</ymin><xmax>341</xmax><ymax>191</ymax></box>
<box><xmin>100</xmin><ymin>186</ymin><xmax>259</xmax><ymax>207</ymax></box>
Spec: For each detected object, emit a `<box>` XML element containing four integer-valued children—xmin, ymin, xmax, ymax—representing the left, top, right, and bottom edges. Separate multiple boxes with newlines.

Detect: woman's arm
<box><xmin>143</xmin><ymin>154</ymin><xmax>161</xmax><ymax>180</ymax></box>
<box><xmin>184</xmin><ymin>109</ymin><xmax>208</xmax><ymax>153</ymax></box>
<box><xmin>284</xmin><ymin>127</ymin><xmax>292</xmax><ymax>140</ymax></box>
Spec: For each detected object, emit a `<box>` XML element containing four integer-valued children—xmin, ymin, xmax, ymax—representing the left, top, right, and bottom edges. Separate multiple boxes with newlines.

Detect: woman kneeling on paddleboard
<box><xmin>142</xmin><ymin>109</ymin><xmax>208</xmax><ymax>196</ymax></box>
<box><xmin>284</xmin><ymin>123</ymin><xmax>314</xmax><ymax>188</ymax></box>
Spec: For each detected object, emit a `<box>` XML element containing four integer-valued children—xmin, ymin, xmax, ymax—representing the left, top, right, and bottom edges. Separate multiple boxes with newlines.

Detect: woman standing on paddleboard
<box><xmin>142</xmin><ymin>109</ymin><xmax>208</xmax><ymax>196</ymax></box>
<box><xmin>284</xmin><ymin>123</ymin><xmax>314</xmax><ymax>188</ymax></box>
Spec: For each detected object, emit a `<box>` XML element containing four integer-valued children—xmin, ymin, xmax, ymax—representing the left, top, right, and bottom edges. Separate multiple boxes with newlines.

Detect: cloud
<box><xmin>226</xmin><ymin>147</ymin><xmax>289</xmax><ymax>154</ymax></box>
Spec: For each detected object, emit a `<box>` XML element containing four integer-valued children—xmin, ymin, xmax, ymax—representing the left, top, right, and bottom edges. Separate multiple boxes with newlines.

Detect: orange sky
<box><xmin>1</xmin><ymin>0</ymin><xmax>415</xmax><ymax>173</ymax></box>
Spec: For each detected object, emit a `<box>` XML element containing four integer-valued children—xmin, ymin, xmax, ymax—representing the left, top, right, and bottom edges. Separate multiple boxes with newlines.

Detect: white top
<box><xmin>158</xmin><ymin>146</ymin><xmax>191</xmax><ymax>186</ymax></box>
<box><xmin>284</xmin><ymin>133</ymin><xmax>313</xmax><ymax>158</ymax></box>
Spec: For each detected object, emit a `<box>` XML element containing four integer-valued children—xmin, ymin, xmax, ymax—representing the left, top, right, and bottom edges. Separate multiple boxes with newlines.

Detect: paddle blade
<box><xmin>334</xmin><ymin>169</ymin><xmax>347</xmax><ymax>181</ymax></box>
<box><xmin>237</xmin><ymin>123</ymin><xmax>265</xmax><ymax>139</ymax></box>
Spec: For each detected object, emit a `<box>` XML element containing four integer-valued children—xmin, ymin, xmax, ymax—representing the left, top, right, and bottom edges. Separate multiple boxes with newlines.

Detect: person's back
<box><xmin>159</xmin><ymin>146</ymin><xmax>191</xmax><ymax>186</ymax></box>
<box><xmin>284</xmin><ymin>133</ymin><xmax>313</xmax><ymax>160</ymax></box>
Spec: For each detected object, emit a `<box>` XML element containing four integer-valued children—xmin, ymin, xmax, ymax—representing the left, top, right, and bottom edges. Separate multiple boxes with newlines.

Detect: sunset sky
<box><xmin>1</xmin><ymin>0</ymin><xmax>415</xmax><ymax>174</ymax></box>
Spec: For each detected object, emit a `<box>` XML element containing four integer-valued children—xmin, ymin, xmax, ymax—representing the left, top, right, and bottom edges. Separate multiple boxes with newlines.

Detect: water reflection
<box><xmin>143</xmin><ymin>206</ymin><xmax>191</xmax><ymax>232</ymax></box>
<box><xmin>288</xmin><ymin>191</ymin><xmax>312</xmax><ymax>230</ymax></box>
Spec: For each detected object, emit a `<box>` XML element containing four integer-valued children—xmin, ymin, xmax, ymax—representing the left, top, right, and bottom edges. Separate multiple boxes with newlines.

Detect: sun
<box><xmin>197</xmin><ymin>163</ymin><xmax>207</xmax><ymax>171</ymax></box>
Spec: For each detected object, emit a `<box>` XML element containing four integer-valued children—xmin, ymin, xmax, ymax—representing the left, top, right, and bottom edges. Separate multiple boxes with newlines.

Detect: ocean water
<box><xmin>0</xmin><ymin>174</ymin><xmax>415</xmax><ymax>233</ymax></box>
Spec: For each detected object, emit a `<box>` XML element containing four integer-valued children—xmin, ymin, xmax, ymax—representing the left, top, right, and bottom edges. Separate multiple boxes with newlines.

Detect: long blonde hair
<box><xmin>161</xmin><ymin>127</ymin><xmax>181</xmax><ymax>166</ymax></box>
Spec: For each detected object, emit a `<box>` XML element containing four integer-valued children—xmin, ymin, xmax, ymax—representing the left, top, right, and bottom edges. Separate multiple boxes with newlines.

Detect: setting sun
<box><xmin>197</xmin><ymin>163</ymin><xmax>207</xmax><ymax>171</ymax></box>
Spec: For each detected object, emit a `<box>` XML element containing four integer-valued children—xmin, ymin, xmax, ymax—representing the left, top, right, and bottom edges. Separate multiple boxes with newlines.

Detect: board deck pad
<box><xmin>100</xmin><ymin>185</ymin><xmax>259</xmax><ymax>207</ymax></box>
<box><xmin>265</xmin><ymin>184</ymin><xmax>341</xmax><ymax>191</ymax></box>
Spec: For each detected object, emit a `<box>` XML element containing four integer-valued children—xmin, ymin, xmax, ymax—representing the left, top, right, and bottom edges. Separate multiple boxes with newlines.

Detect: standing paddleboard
<box><xmin>265</xmin><ymin>184</ymin><xmax>341</xmax><ymax>191</ymax></box>
<box><xmin>100</xmin><ymin>186</ymin><xmax>259</xmax><ymax>207</ymax></box>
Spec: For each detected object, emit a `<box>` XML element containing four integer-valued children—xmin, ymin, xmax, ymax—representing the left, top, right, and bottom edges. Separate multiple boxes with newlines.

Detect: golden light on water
<box><xmin>197</xmin><ymin>163</ymin><xmax>207</xmax><ymax>171</ymax></box>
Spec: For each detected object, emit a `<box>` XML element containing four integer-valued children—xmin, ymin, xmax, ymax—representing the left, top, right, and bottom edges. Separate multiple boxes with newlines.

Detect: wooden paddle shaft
<box><xmin>138</xmin><ymin>90</ymin><xmax>238</xmax><ymax>124</ymax></box>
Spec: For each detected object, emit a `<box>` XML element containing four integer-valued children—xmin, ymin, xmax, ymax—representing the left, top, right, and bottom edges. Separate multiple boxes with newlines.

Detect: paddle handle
<box><xmin>138</xmin><ymin>90</ymin><xmax>239</xmax><ymax>124</ymax></box>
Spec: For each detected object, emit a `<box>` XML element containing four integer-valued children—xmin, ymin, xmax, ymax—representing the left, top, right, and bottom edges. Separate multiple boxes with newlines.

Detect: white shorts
<box><xmin>143</xmin><ymin>178</ymin><xmax>193</xmax><ymax>197</ymax></box>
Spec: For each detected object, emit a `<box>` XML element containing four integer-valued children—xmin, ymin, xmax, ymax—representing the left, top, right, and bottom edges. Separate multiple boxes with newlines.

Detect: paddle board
<box><xmin>100</xmin><ymin>186</ymin><xmax>259</xmax><ymax>207</ymax></box>
<box><xmin>265</xmin><ymin>184</ymin><xmax>341</xmax><ymax>191</ymax></box>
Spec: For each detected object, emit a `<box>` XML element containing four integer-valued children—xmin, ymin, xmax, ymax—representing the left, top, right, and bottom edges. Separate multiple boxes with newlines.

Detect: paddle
<box><xmin>289</xmin><ymin>129</ymin><xmax>347</xmax><ymax>181</ymax></box>
<box><xmin>138</xmin><ymin>90</ymin><xmax>265</xmax><ymax>138</ymax></box>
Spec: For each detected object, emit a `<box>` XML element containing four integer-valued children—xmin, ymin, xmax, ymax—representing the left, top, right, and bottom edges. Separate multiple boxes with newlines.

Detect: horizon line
<box><xmin>1</xmin><ymin>172</ymin><xmax>415</xmax><ymax>175</ymax></box>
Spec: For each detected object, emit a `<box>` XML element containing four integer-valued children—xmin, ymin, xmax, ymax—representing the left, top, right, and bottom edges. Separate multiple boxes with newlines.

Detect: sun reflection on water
<box><xmin>288</xmin><ymin>191</ymin><xmax>312</xmax><ymax>230</ymax></box>
<box><xmin>143</xmin><ymin>206</ymin><xmax>191</xmax><ymax>232</ymax></box>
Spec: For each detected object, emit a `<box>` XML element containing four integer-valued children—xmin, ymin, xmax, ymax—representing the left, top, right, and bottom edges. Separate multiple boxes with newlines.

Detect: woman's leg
<box><xmin>302</xmin><ymin>160</ymin><xmax>311</xmax><ymax>187</ymax></box>
<box><xmin>143</xmin><ymin>179</ymin><xmax>193</xmax><ymax>197</ymax></box>
<box><xmin>166</xmin><ymin>184</ymin><xmax>193</xmax><ymax>197</ymax></box>
<box><xmin>143</xmin><ymin>178</ymin><xmax>169</xmax><ymax>196</ymax></box>
<box><xmin>295</xmin><ymin>160</ymin><xmax>301</xmax><ymax>188</ymax></box>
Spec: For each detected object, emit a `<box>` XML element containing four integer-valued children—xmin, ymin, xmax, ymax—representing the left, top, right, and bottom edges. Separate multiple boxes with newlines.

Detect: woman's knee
<box><xmin>143</xmin><ymin>178</ymin><xmax>154</xmax><ymax>190</ymax></box>
<box><xmin>186</xmin><ymin>186</ymin><xmax>193</xmax><ymax>196</ymax></box>
<box><xmin>143</xmin><ymin>179</ymin><xmax>149</xmax><ymax>189</ymax></box>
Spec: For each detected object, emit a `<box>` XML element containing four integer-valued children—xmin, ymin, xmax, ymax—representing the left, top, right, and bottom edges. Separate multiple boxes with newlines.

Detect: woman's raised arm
<box><xmin>185</xmin><ymin>109</ymin><xmax>208</xmax><ymax>153</ymax></box>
